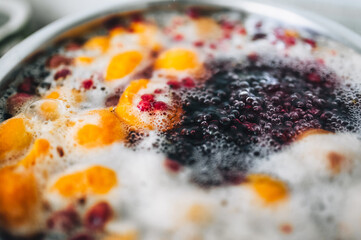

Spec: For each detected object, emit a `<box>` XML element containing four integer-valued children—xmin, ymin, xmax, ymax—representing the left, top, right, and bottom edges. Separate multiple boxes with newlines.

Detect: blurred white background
<box><xmin>27</xmin><ymin>0</ymin><xmax>361</xmax><ymax>34</ymax></box>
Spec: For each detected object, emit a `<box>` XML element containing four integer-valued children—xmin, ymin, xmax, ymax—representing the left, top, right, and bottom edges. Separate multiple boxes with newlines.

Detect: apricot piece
<box><xmin>45</xmin><ymin>87</ymin><xmax>83</xmax><ymax>106</ymax></box>
<box><xmin>75</xmin><ymin>56</ymin><xmax>94</xmax><ymax>65</ymax></box>
<box><xmin>0</xmin><ymin>118</ymin><xmax>32</xmax><ymax>162</ymax></box>
<box><xmin>130</xmin><ymin>22</ymin><xmax>161</xmax><ymax>51</ymax></box>
<box><xmin>18</xmin><ymin>139</ymin><xmax>50</xmax><ymax>168</ymax></box>
<box><xmin>154</xmin><ymin>48</ymin><xmax>199</xmax><ymax>71</ymax></box>
<box><xmin>327</xmin><ymin>151</ymin><xmax>349</xmax><ymax>174</ymax></box>
<box><xmin>0</xmin><ymin>166</ymin><xmax>38</xmax><ymax>228</ymax></box>
<box><xmin>75</xmin><ymin>109</ymin><xmax>127</xmax><ymax>148</ymax></box>
<box><xmin>46</xmin><ymin>91</ymin><xmax>60</xmax><ymax>100</ymax></box>
<box><xmin>105</xmin><ymin>51</ymin><xmax>143</xmax><ymax>81</ymax></box>
<box><xmin>115</xmin><ymin>79</ymin><xmax>152</xmax><ymax>129</ymax></box>
<box><xmin>195</xmin><ymin>18</ymin><xmax>221</xmax><ymax>40</ymax></box>
<box><xmin>115</xmin><ymin>79</ymin><xmax>182</xmax><ymax>131</ymax></box>
<box><xmin>103</xmin><ymin>231</ymin><xmax>138</xmax><ymax>240</ymax></box>
<box><xmin>84</xmin><ymin>36</ymin><xmax>109</xmax><ymax>52</ymax></box>
<box><xmin>40</xmin><ymin>100</ymin><xmax>61</xmax><ymax>121</ymax></box>
<box><xmin>52</xmin><ymin>165</ymin><xmax>117</xmax><ymax>197</ymax></box>
<box><xmin>187</xmin><ymin>204</ymin><xmax>211</xmax><ymax>224</ymax></box>
<box><xmin>296</xmin><ymin>129</ymin><xmax>332</xmax><ymax>141</ymax></box>
<box><xmin>247</xmin><ymin>174</ymin><xmax>288</xmax><ymax>204</ymax></box>
<box><xmin>109</xmin><ymin>27</ymin><xmax>126</xmax><ymax>38</ymax></box>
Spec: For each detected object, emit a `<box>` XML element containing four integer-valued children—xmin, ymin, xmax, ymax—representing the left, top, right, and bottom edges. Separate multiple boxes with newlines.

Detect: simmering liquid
<box><xmin>1</xmin><ymin>7</ymin><xmax>361</xmax><ymax>240</ymax></box>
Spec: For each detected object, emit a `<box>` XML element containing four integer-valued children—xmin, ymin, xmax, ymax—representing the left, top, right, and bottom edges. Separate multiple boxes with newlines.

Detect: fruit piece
<box><xmin>75</xmin><ymin>109</ymin><xmax>127</xmax><ymax>148</ymax></box>
<box><xmin>84</xmin><ymin>201</ymin><xmax>112</xmax><ymax>230</ymax></box>
<box><xmin>0</xmin><ymin>118</ymin><xmax>32</xmax><ymax>162</ymax></box>
<box><xmin>102</xmin><ymin>231</ymin><xmax>138</xmax><ymax>240</ymax></box>
<box><xmin>45</xmin><ymin>87</ymin><xmax>83</xmax><ymax>106</ymax></box>
<box><xmin>105</xmin><ymin>51</ymin><xmax>143</xmax><ymax>81</ymax></box>
<box><xmin>18</xmin><ymin>139</ymin><xmax>50</xmax><ymax>168</ymax></box>
<box><xmin>327</xmin><ymin>151</ymin><xmax>349</xmax><ymax>174</ymax></box>
<box><xmin>84</xmin><ymin>36</ymin><xmax>109</xmax><ymax>52</ymax></box>
<box><xmin>54</xmin><ymin>69</ymin><xmax>71</xmax><ymax>80</ymax></box>
<box><xmin>47</xmin><ymin>207</ymin><xmax>80</xmax><ymax>232</ymax></box>
<box><xmin>115</xmin><ymin>79</ymin><xmax>182</xmax><ymax>131</ymax></box>
<box><xmin>47</xmin><ymin>55</ymin><xmax>73</xmax><ymax>69</ymax></box>
<box><xmin>130</xmin><ymin>22</ymin><xmax>161</xmax><ymax>51</ymax></box>
<box><xmin>115</xmin><ymin>79</ymin><xmax>153</xmax><ymax>129</ymax></box>
<box><xmin>186</xmin><ymin>204</ymin><xmax>211</xmax><ymax>224</ymax></box>
<box><xmin>0</xmin><ymin>166</ymin><xmax>38</xmax><ymax>229</ymax></box>
<box><xmin>109</xmin><ymin>27</ymin><xmax>125</xmax><ymax>38</ymax></box>
<box><xmin>40</xmin><ymin>100</ymin><xmax>61</xmax><ymax>121</ymax></box>
<box><xmin>247</xmin><ymin>174</ymin><xmax>288</xmax><ymax>204</ymax></box>
<box><xmin>51</xmin><ymin>165</ymin><xmax>117</xmax><ymax>197</ymax></box>
<box><xmin>154</xmin><ymin>48</ymin><xmax>200</xmax><ymax>71</ymax></box>
<box><xmin>75</xmin><ymin>56</ymin><xmax>94</xmax><ymax>65</ymax></box>
<box><xmin>46</xmin><ymin>91</ymin><xmax>60</xmax><ymax>100</ymax></box>
<box><xmin>295</xmin><ymin>129</ymin><xmax>332</xmax><ymax>141</ymax></box>
<box><xmin>7</xmin><ymin>93</ymin><xmax>34</xmax><ymax>115</ymax></box>
<box><xmin>82</xmin><ymin>79</ymin><xmax>94</xmax><ymax>90</ymax></box>
<box><xmin>153</xmin><ymin>101</ymin><xmax>167</xmax><ymax>111</ymax></box>
<box><xmin>195</xmin><ymin>17</ymin><xmax>221</xmax><ymax>40</ymax></box>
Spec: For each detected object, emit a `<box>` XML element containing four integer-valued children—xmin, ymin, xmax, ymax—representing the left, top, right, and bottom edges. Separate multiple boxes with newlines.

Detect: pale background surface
<box><xmin>27</xmin><ymin>0</ymin><xmax>361</xmax><ymax>34</ymax></box>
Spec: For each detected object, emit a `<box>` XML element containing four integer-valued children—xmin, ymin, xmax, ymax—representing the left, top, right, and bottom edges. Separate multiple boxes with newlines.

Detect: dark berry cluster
<box><xmin>163</xmin><ymin>60</ymin><xmax>352</xmax><ymax>187</ymax></box>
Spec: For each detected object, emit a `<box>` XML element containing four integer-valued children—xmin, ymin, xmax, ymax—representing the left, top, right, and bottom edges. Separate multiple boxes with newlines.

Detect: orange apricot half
<box><xmin>17</xmin><ymin>139</ymin><xmax>50</xmax><ymax>168</ymax></box>
<box><xmin>0</xmin><ymin>118</ymin><xmax>32</xmax><ymax>163</ymax></box>
<box><xmin>154</xmin><ymin>48</ymin><xmax>200</xmax><ymax>71</ymax></box>
<box><xmin>115</xmin><ymin>79</ymin><xmax>182</xmax><ymax>131</ymax></box>
<box><xmin>295</xmin><ymin>129</ymin><xmax>332</xmax><ymax>141</ymax></box>
<box><xmin>75</xmin><ymin>109</ymin><xmax>127</xmax><ymax>148</ymax></box>
<box><xmin>84</xmin><ymin>36</ymin><xmax>109</xmax><ymax>53</ymax></box>
<box><xmin>105</xmin><ymin>51</ymin><xmax>143</xmax><ymax>82</ymax></box>
<box><xmin>51</xmin><ymin>165</ymin><xmax>117</xmax><ymax>197</ymax></box>
<box><xmin>0</xmin><ymin>166</ymin><xmax>38</xmax><ymax>228</ymax></box>
<box><xmin>247</xmin><ymin>174</ymin><xmax>288</xmax><ymax>204</ymax></box>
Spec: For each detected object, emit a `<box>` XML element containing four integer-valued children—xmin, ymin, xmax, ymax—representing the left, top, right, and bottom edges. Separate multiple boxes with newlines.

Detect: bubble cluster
<box><xmin>163</xmin><ymin>59</ymin><xmax>354</xmax><ymax>186</ymax></box>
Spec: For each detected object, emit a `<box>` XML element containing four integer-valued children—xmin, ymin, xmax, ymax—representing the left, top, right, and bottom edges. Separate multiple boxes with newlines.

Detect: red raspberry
<box><xmin>141</xmin><ymin>94</ymin><xmax>155</xmax><ymax>102</ymax></box>
<box><xmin>137</xmin><ymin>100</ymin><xmax>152</xmax><ymax>111</ymax></box>
<box><xmin>153</xmin><ymin>101</ymin><xmax>168</xmax><ymax>111</ymax></box>
<box><xmin>82</xmin><ymin>79</ymin><xmax>93</xmax><ymax>90</ymax></box>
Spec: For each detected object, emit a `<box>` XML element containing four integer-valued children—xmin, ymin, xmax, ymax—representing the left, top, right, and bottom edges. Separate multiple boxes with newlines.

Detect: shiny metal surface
<box><xmin>0</xmin><ymin>0</ymin><xmax>361</xmax><ymax>89</ymax></box>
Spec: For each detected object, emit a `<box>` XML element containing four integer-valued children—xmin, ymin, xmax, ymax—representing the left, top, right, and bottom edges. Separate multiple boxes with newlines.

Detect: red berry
<box><xmin>153</xmin><ymin>101</ymin><xmax>168</xmax><ymax>111</ymax></box>
<box><xmin>307</xmin><ymin>72</ymin><xmax>321</xmax><ymax>83</ymax></box>
<box><xmin>7</xmin><ymin>93</ymin><xmax>34</xmax><ymax>115</ymax></box>
<box><xmin>174</xmin><ymin>34</ymin><xmax>184</xmax><ymax>41</ymax></box>
<box><xmin>105</xmin><ymin>95</ymin><xmax>120</xmax><ymax>107</ymax></box>
<box><xmin>209</xmin><ymin>43</ymin><xmax>217</xmax><ymax>50</ymax></box>
<box><xmin>82</xmin><ymin>79</ymin><xmax>93</xmax><ymax>90</ymax></box>
<box><xmin>47</xmin><ymin>207</ymin><xmax>79</xmax><ymax>232</ymax></box>
<box><xmin>167</xmin><ymin>81</ymin><xmax>181</xmax><ymax>89</ymax></box>
<box><xmin>84</xmin><ymin>202</ymin><xmax>112</xmax><ymax>230</ymax></box>
<box><xmin>303</xmin><ymin>38</ymin><xmax>317</xmax><ymax>48</ymax></box>
<box><xmin>164</xmin><ymin>158</ymin><xmax>181</xmax><ymax>173</ymax></box>
<box><xmin>154</xmin><ymin>88</ymin><xmax>163</xmax><ymax>94</ymax></box>
<box><xmin>247</xmin><ymin>53</ymin><xmax>259</xmax><ymax>62</ymax></box>
<box><xmin>193</xmin><ymin>41</ymin><xmax>204</xmax><ymax>47</ymax></box>
<box><xmin>239</xmin><ymin>27</ymin><xmax>247</xmax><ymax>35</ymax></box>
<box><xmin>17</xmin><ymin>77</ymin><xmax>34</xmax><ymax>93</ymax></box>
<box><xmin>221</xmin><ymin>21</ymin><xmax>235</xmax><ymax>31</ymax></box>
<box><xmin>186</xmin><ymin>7</ymin><xmax>200</xmax><ymax>19</ymax></box>
<box><xmin>137</xmin><ymin>100</ymin><xmax>152</xmax><ymax>111</ymax></box>
<box><xmin>181</xmin><ymin>77</ymin><xmax>195</xmax><ymax>88</ymax></box>
<box><xmin>54</xmin><ymin>69</ymin><xmax>71</xmax><ymax>80</ymax></box>
<box><xmin>47</xmin><ymin>55</ymin><xmax>72</xmax><ymax>69</ymax></box>
<box><xmin>65</xmin><ymin>42</ymin><xmax>81</xmax><ymax>51</ymax></box>
<box><xmin>141</xmin><ymin>94</ymin><xmax>155</xmax><ymax>102</ymax></box>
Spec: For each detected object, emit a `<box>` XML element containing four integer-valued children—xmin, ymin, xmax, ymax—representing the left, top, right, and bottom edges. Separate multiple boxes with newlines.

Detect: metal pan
<box><xmin>0</xmin><ymin>0</ymin><xmax>361</xmax><ymax>90</ymax></box>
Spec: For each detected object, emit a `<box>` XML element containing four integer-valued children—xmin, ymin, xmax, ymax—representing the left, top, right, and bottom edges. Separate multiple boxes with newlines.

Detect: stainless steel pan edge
<box><xmin>0</xmin><ymin>0</ymin><xmax>361</xmax><ymax>88</ymax></box>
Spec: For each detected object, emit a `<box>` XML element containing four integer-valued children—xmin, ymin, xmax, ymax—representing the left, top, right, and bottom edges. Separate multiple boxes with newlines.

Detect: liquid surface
<box><xmin>1</xmin><ymin>7</ymin><xmax>361</xmax><ymax>240</ymax></box>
